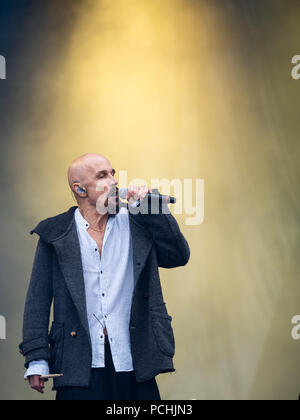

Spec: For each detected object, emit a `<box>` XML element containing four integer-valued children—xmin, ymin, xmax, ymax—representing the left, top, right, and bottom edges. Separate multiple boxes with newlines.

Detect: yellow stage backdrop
<box><xmin>1</xmin><ymin>0</ymin><xmax>300</xmax><ymax>399</ymax></box>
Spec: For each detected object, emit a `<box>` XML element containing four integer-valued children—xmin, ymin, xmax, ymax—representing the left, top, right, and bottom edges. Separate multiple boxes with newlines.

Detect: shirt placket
<box><xmin>93</xmin><ymin>218</ymin><xmax>114</xmax><ymax>345</ymax></box>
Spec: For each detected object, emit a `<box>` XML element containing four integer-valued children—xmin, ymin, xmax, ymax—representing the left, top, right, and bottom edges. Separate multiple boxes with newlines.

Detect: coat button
<box><xmin>143</xmin><ymin>292</ymin><xmax>149</xmax><ymax>299</ymax></box>
<box><xmin>70</xmin><ymin>331</ymin><xmax>77</xmax><ymax>338</ymax></box>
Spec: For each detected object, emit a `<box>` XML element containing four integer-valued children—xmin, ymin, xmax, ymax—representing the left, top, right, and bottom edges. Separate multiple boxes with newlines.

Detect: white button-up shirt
<box><xmin>24</xmin><ymin>206</ymin><xmax>135</xmax><ymax>378</ymax></box>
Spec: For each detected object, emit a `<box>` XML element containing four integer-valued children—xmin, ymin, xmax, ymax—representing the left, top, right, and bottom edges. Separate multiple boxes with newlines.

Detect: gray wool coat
<box><xmin>19</xmin><ymin>203</ymin><xmax>190</xmax><ymax>389</ymax></box>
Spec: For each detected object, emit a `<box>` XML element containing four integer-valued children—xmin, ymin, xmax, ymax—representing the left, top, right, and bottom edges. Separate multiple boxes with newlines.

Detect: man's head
<box><xmin>67</xmin><ymin>153</ymin><xmax>119</xmax><ymax>214</ymax></box>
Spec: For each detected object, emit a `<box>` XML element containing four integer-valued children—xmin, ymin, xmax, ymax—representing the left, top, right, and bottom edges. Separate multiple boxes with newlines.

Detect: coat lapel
<box><xmin>51</xmin><ymin>220</ymin><xmax>90</xmax><ymax>339</ymax></box>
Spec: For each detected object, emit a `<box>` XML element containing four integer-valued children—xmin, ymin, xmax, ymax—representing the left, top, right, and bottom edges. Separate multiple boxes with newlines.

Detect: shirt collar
<box><xmin>75</xmin><ymin>207</ymin><xmax>116</xmax><ymax>231</ymax></box>
<box><xmin>75</xmin><ymin>208</ymin><xmax>90</xmax><ymax>231</ymax></box>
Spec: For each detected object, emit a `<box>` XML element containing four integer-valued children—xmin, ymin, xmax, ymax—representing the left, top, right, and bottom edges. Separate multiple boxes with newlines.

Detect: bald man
<box><xmin>19</xmin><ymin>154</ymin><xmax>190</xmax><ymax>400</ymax></box>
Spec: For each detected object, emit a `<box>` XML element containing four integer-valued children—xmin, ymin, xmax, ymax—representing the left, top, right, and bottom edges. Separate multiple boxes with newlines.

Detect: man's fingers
<box><xmin>127</xmin><ymin>185</ymin><xmax>138</xmax><ymax>204</ymax></box>
<box><xmin>39</xmin><ymin>380</ymin><xmax>45</xmax><ymax>393</ymax></box>
<box><xmin>128</xmin><ymin>185</ymin><xmax>150</xmax><ymax>202</ymax></box>
<box><xmin>29</xmin><ymin>375</ymin><xmax>39</xmax><ymax>387</ymax></box>
<box><xmin>28</xmin><ymin>375</ymin><xmax>45</xmax><ymax>393</ymax></box>
<box><xmin>140</xmin><ymin>185</ymin><xmax>148</xmax><ymax>200</ymax></box>
<box><xmin>33</xmin><ymin>379</ymin><xmax>45</xmax><ymax>394</ymax></box>
<box><xmin>32</xmin><ymin>385</ymin><xmax>44</xmax><ymax>394</ymax></box>
<box><xmin>127</xmin><ymin>185</ymin><xmax>137</xmax><ymax>199</ymax></box>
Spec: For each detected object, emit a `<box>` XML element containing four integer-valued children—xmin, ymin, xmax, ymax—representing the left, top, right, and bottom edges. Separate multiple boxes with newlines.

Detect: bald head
<box><xmin>68</xmin><ymin>153</ymin><xmax>118</xmax><ymax>213</ymax></box>
<box><xmin>67</xmin><ymin>153</ymin><xmax>118</xmax><ymax>210</ymax></box>
<box><xmin>67</xmin><ymin>153</ymin><xmax>110</xmax><ymax>189</ymax></box>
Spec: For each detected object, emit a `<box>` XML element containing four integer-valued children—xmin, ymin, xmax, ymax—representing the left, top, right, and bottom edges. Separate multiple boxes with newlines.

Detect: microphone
<box><xmin>119</xmin><ymin>188</ymin><xmax>176</xmax><ymax>207</ymax></box>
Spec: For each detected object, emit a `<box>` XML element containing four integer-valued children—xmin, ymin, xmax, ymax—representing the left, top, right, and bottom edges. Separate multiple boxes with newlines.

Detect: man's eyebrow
<box><xmin>95</xmin><ymin>168</ymin><xmax>116</xmax><ymax>177</ymax></box>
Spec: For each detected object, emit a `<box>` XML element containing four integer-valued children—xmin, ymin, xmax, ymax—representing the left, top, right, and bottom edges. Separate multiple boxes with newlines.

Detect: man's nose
<box><xmin>109</xmin><ymin>177</ymin><xmax>118</xmax><ymax>188</ymax></box>
<box><xmin>111</xmin><ymin>174</ymin><xmax>118</xmax><ymax>185</ymax></box>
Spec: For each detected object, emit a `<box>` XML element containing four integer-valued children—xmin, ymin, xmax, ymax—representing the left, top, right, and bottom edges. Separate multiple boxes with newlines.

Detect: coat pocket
<box><xmin>48</xmin><ymin>322</ymin><xmax>64</xmax><ymax>374</ymax></box>
<box><xmin>150</xmin><ymin>311</ymin><xmax>175</xmax><ymax>358</ymax></box>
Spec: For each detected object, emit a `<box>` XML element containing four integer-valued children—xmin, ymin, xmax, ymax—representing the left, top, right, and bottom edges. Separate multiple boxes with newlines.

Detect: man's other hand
<box><xmin>28</xmin><ymin>375</ymin><xmax>45</xmax><ymax>394</ymax></box>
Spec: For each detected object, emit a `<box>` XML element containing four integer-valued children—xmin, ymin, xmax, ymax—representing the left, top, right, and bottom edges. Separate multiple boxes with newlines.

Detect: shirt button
<box><xmin>95</xmin><ymin>248</ymin><xmax>97</xmax><ymax>252</ymax></box>
<box><xmin>105</xmin><ymin>315</ymin><xmax>107</xmax><ymax>318</ymax></box>
<box><xmin>100</xmin><ymin>271</ymin><xmax>103</xmax><ymax>274</ymax></box>
<box><xmin>102</xmin><ymin>293</ymin><xmax>105</xmax><ymax>297</ymax></box>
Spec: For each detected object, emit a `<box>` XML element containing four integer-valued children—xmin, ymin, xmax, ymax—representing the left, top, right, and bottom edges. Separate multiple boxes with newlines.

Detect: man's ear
<box><xmin>73</xmin><ymin>182</ymin><xmax>87</xmax><ymax>196</ymax></box>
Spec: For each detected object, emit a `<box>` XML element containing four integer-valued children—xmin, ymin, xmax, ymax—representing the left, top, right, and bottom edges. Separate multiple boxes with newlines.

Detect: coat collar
<box><xmin>30</xmin><ymin>206</ymin><xmax>153</xmax><ymax>336</ymax></box>
<box><xmin>30</xmin><ymin>206</ymin><xmax>78</xmax><ymax>243</ymax></box>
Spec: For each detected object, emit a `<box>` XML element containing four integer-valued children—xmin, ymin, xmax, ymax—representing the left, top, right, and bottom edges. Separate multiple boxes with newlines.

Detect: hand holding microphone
<box><xmin>119</xmin><ymin>186</ymin><xmax>176</xmax><ymax>208</ymax></box>
<box><xmin>124</xmin><ymin>185</ymin><xmax>151</xmax><ymax>207</ymax></box>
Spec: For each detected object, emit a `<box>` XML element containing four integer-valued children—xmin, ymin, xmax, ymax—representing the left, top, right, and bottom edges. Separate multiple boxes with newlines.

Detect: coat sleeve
<box><xmin>131</xmin><ymin>201</ymin><xmax>190</xmax><ymax>269</ymax></box>
<box><xmin>19</xmin><ymin>238</ymin><xmax>53</xmax><ymax>368</ymax></box>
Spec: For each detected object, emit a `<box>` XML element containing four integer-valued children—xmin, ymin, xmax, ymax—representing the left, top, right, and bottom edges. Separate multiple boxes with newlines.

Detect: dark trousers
<box><xmin>56</xmin><ymin>336</ymin><xmax>161</xmax><ymax>400</ymax></box>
